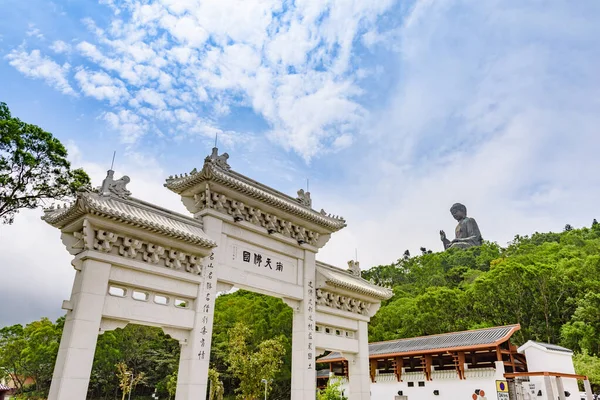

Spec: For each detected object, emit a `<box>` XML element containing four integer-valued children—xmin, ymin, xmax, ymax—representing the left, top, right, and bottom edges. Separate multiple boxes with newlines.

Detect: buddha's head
<box><xmin>450</xmin><ymin>203</ymin><xmax>467</xmax><ymax>221</ymax></box>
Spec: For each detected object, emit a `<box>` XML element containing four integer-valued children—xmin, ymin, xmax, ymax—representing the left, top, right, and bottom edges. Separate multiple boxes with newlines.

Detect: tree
<box><xmin>317</xmin><ymin>378</ymin><xmax>347</xmax><ymax>400</ymax></box>
<box><xmin>208</xmin><ymin>368</ymin><xmax>225</xmax><ymax>400</ymax></box>
<box><xmin>0</xmin><ymin>324</ymin><xmax>27</xmax><ymax>391</ymax></box>
<box><xmin>20</xmin><ymin>318</ymin><xmax>61</xmax><ymax>394</ymax></box>
<box><xmin>226</xmin><ymin>322</ymin><xmax>286</xmax><ymax>400</ymax></box>
<box><xmin>573</xmin><ymin>351</ymin><xmax>600</xmax><ymax>392</ymax></box>
<box><xmin>116</xmin><ymin>362</ymin><xmax>145</xmax><ymax>400</ymax></box>
<box><xmin>561</xmin><ymin>293</ymin><xmax>600</xmax><ymax>355</ymax></box>
<box><xmin>166</xmin><ymin>370</ymin><xmax>178</xmax><ymax>399</ymax></box>
<box><xmin>0</xmin><ymin>102</ymin><xmax>90</xmax><ymax>224</ymax></box>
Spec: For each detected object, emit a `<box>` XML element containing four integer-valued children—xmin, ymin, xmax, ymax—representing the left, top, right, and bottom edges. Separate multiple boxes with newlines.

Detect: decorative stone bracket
<box><xmin>315</xmin><ymin>288</ymin><xmax>372</xmax><ymax>316</ymax></box>
<box><xmin>68</xmin><ymin>225</ymin><xmax>204</xmax><ymax>275</ymax></box>
<box><xmin>193</xmin><ymin>185</ymin><xmax>321</xmax><ymax>246</ymax></box>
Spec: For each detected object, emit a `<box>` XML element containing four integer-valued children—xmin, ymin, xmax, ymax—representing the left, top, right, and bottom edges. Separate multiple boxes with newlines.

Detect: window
<box><xmin>315</xmin><ymin>326</ymin><xmax>321</xmax><ymax>332</ymax></box>
<box><xmin>407</xmin><ymin>382</ymin><xmax>414</xmax><ymax>387</ymax></box>
<box><xmin>174</xmin><ymin>299</ymin><xmax>188</xmax><ymax>308</ymax></box>
<box><xmin>132</xmin><ymin>291</ymin><xmax>149</xmax><ymax>301</ymax></box>
<box><xmin>418</xmin><ymin>381</ymin><xmax>425</xmax><ymax>387</ymax></box>
<box><xmin>335</xmin><ymin>329</ymin><xmax>341</xmax><ymax>336</ymax></box>
<box><xmin>154</xmin><ymin>295</ymin><xmax>169</xmax><ymax>305</ymax></box>
<box><xmin>325</xmin><ymin>327</ymin><xmax>331</xmax><ymax>334</ymax></box>
<box><xmin>108</xmin><ymin>286</ymin><xmax>126</xmax><ymax>297</ymax></box>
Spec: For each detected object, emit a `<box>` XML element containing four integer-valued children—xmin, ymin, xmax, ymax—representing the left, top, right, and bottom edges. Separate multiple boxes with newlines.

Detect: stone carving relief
<box><xmin>82</xmin><ymin>229</ymin><xmax>203</xmax><ymax>275</ymax></box>
<box><xmin>193</xmin><ymin>186</ymin><xmax>321</xmax><ymax>246</ymax></box>
<box><xmin>316</xmin><ymin>288</ymin><xmax>371</xmax><ymax>316</ymax></box>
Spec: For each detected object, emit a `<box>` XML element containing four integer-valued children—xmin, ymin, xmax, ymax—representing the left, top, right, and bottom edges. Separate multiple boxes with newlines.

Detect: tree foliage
<box><xmin>572</xmin><ymin>351</ymin><xmax>600</xmax><ymax>392</ymax></box>
<box><xmin>226</xmin><ymin>322</ymin><xmax>286</xmax><ymax>400</ymax></box>
<box><xmin>0</xmin><ymin>317</ymin><xmax>60</xmax><ymax>396</ymax></box>
<box><xmin>116</xmin><ymin>361</ymin><xmax>145</xmax><ymax>400</ymax></box>
<box><xmin>317</xmin><ymin>378</ymin><xmax>347</xmax><ymax>400</ymax></box>
<box><xmin>0</xmin><ymin>101</ymin><xmax>90</xmax><ymax>224</ymax></box>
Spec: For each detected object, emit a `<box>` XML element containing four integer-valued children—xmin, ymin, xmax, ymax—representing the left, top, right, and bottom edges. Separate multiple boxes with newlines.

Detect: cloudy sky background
<box><xmin>1</xmin><ymin>0</ymin><xmax>599</xmax><ymax>326</ymax></box>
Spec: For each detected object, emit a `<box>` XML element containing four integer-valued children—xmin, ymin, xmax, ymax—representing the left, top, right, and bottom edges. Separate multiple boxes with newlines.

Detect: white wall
<box><xmin>340</xmin><ymin>362</ymin><xmax>506</xmax><ymax>400</ymax></box>
<box><xmin>522</xmin><ymin>345</ymin><xmax>579</xmax><ymax>400</ymax></box>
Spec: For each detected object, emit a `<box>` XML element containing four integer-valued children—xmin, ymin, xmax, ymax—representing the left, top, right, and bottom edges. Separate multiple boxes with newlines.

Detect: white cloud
<box><xmin>102</xmin><ymin>109</ymin><xmax>149</xmax><ymax>143</ymax></box>
<box><xmin>26</xmin><ymin>23</ymin><xmax>45</xmax><ymax>39</ymax></box>
<box><xmin>74</xmin><ymin>68</ymin><xmax>129</xmax><ymax>104</ymax></box>
<box><xmin>50</xmin><ymin>40</ymin><xmax>71</xmax><ymax>54</ymax></box>
<box><xmin>4</xmin><ymin>49</ymin><xmax>76</xmax><ymax>95</ymax></box>
<box><xmin>9</xmin><ymin>0</ymin><xmax>396</xmax><ymax>160</ymax></box>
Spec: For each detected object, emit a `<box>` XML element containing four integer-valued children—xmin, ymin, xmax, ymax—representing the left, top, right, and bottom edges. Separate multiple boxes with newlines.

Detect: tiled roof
<box><xmin>318</xmin><ymin>325</ymin><xmax>520</xmax><ymax>362</ymax></box>
<box><xmin>42</xmin><ymin>191</ymin><xmax>217</xmax><ymax>248</ymax></box>
<box><xmin>316</xmin><ymin>261</ymin><xmax>393</xmax><ymax>300</ymax></box>
<box><xmin>0</xmin><ymin>383</ymin><xmax>11</xmax><ymax>391</ymax></box>
<box><xmin>317</xmin><ymin>369</ymin><xmax>331</xmax><ymax>379</ymax></box>
<box><xmin>529</xmin><ymin>341</ymin><xmax>573</xmax><ymax>354</ymax></box>
<box><xmin>165</xmin><ymin>157</ymin><xmax>346</xmax><ymax>232</ymax></box>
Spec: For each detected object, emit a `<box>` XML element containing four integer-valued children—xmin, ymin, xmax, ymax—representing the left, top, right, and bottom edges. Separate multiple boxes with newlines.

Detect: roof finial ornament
<box><xmin>347</xmin><ymin>258</ymin><xmax>361</xmax><ymax>277</ymax></box>
<box><xmin>99</xmin><ymin>151</ymin><xmax>131</xmax><ymax>199</ymax></box>
<box><xmin>296</xmin><ymin>188</ymin><xmax>312</xmax><ymax>208</ymax></box>
<box><xmin>205</xmin><ymin>142</ymin><xmax>231</xmax><ymax>171</ymax></box>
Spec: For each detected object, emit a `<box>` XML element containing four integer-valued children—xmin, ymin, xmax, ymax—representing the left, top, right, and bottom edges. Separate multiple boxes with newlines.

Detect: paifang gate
<box><xmin>42</xmin><ymin>148</ymin><xmax>392</xmax><ymax>400</ymax></box>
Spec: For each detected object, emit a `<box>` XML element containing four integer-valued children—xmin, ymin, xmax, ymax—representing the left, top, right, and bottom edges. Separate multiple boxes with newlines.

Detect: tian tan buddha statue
<box><xmin>439</xmin><ymin>203</ymin><xmax>483</xmax><ymax>250</ymax></box>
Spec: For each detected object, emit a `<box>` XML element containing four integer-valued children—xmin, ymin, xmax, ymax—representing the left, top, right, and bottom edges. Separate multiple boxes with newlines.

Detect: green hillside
<box><xmin>365</xmin><ymin>221</ymin><xmax>600</xmax><ymax>354</ymax></box>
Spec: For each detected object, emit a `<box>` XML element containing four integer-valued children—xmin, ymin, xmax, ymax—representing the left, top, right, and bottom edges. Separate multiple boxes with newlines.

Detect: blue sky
<box><xmin>1</xmin><ymin>0</ymin><xmax>600</xmax><ymax>325</ymax></box>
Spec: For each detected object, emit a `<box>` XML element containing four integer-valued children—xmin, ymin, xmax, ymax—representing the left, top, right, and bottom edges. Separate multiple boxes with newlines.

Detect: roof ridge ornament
<box><xmin>347</xmin><ymin>260</ymin><xmax>361</xmax><ymax>277</ymax></box>
<box><xmin>205</xmin><ymin>147</ymin><xmax>231</xmax><ymax>171</ymax></box>
<box><xmin>296</xmin><ymin>189</ymin><xmax>312</xmax><ymax>207</ymax></box>
<box><xmin>99</xmin><ymin>169</ymin><xmax>131</xmax><ymax>199</ymax></box>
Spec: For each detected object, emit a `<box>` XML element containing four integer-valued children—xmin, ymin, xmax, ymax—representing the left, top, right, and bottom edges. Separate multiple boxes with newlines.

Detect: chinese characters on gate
<box><xmin>242</xmin><ymin>250</ymin><xmax>284</xmax><ymax>272</ymax></box>
<box><xmin>307</xmin><ymin>279</ymin><xmax>315</xmax><ymax>370</ymax></box>
<box><xmin>198</xmin><ymin>252</ymin><xmax>216</xmax><ymax>361</ymax></box>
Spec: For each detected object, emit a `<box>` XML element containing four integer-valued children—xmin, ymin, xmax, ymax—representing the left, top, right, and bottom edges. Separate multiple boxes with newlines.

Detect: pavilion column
<box><xmin>583</xmin><ymin>379</ymin><xmax>594</xmax><ymax>400</ymax></box>
<box><xmin>347</xmin><ymin>321</ymin><xmax>371</xmax><ymax>400</ymax></box>
<box><xmin>543</xmin><ymin>375</ymin><xmax>555</xmax><ymax>400</ymax></box>
<box><xmin>556</xmin><ymin>377</ymin><xmax>566</xmax><ymax>400</ymax></box>
<box><xmin>290</xmin><ymin>250</ymin><xmax>317</xmax><ymax>400</ymax></box>
<box><xmin>48</xmin><ymin>258</ymin><xmax>111</xmax><ymax>400</ymax></box>
<box><xmin>176</xmin><ymin>217</ymin><xmax>220</xmax><ymax>400</ymax></box>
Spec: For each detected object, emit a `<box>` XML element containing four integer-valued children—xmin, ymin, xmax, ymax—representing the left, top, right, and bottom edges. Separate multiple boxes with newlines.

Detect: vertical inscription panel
<box><xmin>226</xmin><ymin>237</ymin><xmax>299</xmax><ymax>284</ymax></box>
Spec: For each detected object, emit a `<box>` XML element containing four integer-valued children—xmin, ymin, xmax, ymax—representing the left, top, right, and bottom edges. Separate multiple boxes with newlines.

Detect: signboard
<box><xmin>227</xmin><ymin>238</ymin><xmax>298</xmax><ymax>284</ymax></box>
<box><xmin>496</xmin><ymin>380</ymin><xmax>509</xmax><ymax>400</ymax></box>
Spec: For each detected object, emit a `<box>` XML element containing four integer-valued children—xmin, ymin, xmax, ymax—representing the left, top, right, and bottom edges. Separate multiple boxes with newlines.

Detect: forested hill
<box><xmin>364</xmin><ymin>221</ymin><xmax>600</xmax><ymax>356</ymax></box>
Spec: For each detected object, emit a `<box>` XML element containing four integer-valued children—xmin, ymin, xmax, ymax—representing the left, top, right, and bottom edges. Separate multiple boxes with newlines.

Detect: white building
<box><xmin>317</xmin><ymin>324</ymin><xmax>594</xmax><ymax>400</ymax></box>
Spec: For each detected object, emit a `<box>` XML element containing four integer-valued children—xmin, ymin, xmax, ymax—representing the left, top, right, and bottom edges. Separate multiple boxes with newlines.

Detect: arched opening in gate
<box><xmin>88</xmin><ymin>324</ymin><xmax>180</xmax><ymax>400</ymax></box>
<box><xmin>211</xmin><ymin>288</ymin><xmax>294</xmax><ymax>399</ymax></box>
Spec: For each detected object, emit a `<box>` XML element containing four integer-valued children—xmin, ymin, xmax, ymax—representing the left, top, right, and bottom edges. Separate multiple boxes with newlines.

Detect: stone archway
<box><xmin>43</xmin><ymin>148</ymin><xmax>392</xmax><ymax>400</ymax></box>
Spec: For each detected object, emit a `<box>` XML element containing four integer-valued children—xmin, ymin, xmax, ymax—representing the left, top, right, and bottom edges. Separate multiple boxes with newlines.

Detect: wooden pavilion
<box><xmin>317</xmin><ymin>324</ymin><xmax>526</xmax><ymax>387</ymax></box>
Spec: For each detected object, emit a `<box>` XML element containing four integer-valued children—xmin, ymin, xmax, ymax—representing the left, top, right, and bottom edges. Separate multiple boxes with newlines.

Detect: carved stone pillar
<box><xmin>348</xmin><ymin>321</ymin><xmax>371</xmax><ymax>400</ymax></box>
<box><xmin>290</xmin><ymin>250</ymin><xmax>317</xmax><ymax>400</ymax></box>
<box><xmin>175</xmin><ymin>217</ymin><xmax>220</xmax><ymax>400</ymax></box>
<box><xmin>48</xmin><ymin>259</ymin><xmax>111</xmax><ymax>400</ymax></box>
